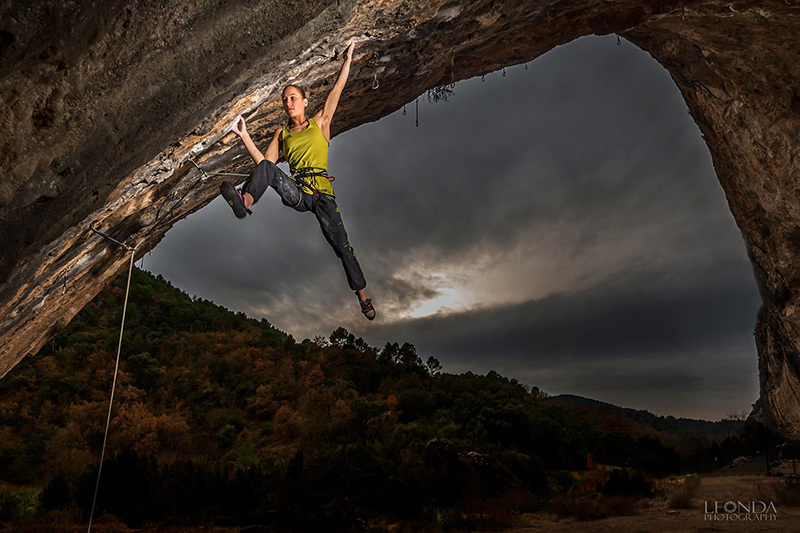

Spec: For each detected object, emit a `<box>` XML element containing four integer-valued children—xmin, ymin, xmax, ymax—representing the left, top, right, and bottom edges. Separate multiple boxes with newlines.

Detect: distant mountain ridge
<box><xmin>547</xmin><ymin>394</ymin><xmax>745</xmax><ymax>440</ymax></box>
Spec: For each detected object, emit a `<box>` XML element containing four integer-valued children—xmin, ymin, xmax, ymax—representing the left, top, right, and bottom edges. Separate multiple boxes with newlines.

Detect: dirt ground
<box><xmin>506</xmin><ymin>475</ymin><xmax>800</xmax><ymax>532</ymax></box>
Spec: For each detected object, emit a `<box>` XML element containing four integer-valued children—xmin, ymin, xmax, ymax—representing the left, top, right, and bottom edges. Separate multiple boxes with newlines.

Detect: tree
<box><xmin>330</xmin><ymin>327</ymin><xmax>354</xmax><ymax>348</ymax></box>
<box><xmin>378</xmin><ymin>342</ymin><xmax>399</xmax><ymax>364</ymax></box>
<box><xmin>426</xmin><ymin>356</ymin><xmax>442</xmax><ymax>376</ymax></box>
<box><xmin>312</xmin><ymin>335</ymin><xmax>329</xmax><ymax>348</ymax></box>
<box><xmin>398</xmin><ymin>342</ymin><xmax>421</xmax><ymax>368</ymax></box>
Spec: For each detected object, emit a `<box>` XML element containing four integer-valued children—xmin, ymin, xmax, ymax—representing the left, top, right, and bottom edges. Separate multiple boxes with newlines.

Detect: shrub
<box><xmin>551</xmin><ymin>493</ymin><xmax>640</xmax><ymax>521</ymax></box>
<box><xmin>756</xmin><ymin>476</ymin><xmax>800</xmax><ymax>507</ymax></box>
<box><xmin>40</xmin><ymin>473</ymin><xmax>72</xmax><ymax>510</ymax></box>
<box><xmin>600</xmin><ymin>468</ymin><xmax>652</xmax><ymax>497</ymax></box>
<box><xmin>667</xmin><ymin>487</ymin><xmax>693</xmax><ymax>509</ymax></box>
<box><xmin>667</xmin><ymin>475</ymin><xmax>701</xmax><ymax>509</ymax></box>
<box><xmin>0</xmin><ymin>483</ymin><xmax>40</xmax><ymax>521</ymax></box>
<box><xmin>774</xmin><ymin>477</ymin><xmax>800</xmax><ymax>507</ymax></box>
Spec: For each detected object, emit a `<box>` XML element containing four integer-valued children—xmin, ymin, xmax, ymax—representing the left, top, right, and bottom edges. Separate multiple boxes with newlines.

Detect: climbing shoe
<box><xmin>220</xmin><ymin>181</ymin><xmax>250</xmax><ymax>218</ymax></box>
<box><xmin>360</xmin><ymin>298</ymin><xmax>376</xmax><ymax>321</ymax></box>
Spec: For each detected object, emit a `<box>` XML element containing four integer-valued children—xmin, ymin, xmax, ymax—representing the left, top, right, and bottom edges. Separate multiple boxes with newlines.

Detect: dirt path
<box><xmin>507</xmin><ymin>475</ymin><xmax>799</xmax><ymax>532</ymax></box>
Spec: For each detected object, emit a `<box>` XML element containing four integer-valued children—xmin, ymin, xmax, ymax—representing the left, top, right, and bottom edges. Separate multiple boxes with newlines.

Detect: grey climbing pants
<box><xmin>241</xmin><ymin>160</ymin><xmax>367</xmax><ymax>292</ymax></box>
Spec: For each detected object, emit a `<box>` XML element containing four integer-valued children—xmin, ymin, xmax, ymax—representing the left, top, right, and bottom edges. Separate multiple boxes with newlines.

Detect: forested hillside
<box><xmin>548</xmin><ymin>395</ymin><xmax>747</xmax><ymax>441</ymax></box>
<box><xmin>0</xmin><ymin>269</ymin><xmax>782</xmax><ymax>531</ymax></box>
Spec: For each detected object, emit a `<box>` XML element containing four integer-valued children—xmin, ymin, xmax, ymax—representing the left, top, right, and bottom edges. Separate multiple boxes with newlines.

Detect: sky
<box><xmin>144</xmin><ymin>35</ymin><xmax>763</xmax><ymax>421</ymax></box>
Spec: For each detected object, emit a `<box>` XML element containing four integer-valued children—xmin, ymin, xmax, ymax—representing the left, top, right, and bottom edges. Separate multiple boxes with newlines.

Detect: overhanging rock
<box><xmin>1</xmin><ymin>0</ymin><xmax>799</xmax><ymax>437</ymax></box>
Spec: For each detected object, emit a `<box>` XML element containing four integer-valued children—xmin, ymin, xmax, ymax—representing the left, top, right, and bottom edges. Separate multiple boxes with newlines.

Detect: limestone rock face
<box><xmin>1</xmin><ymin>1</ymin><xmax>799</xmax><ymax>436</ymax></box>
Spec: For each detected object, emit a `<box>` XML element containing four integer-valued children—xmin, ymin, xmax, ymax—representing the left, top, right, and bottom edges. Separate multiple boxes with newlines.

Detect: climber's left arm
<box><xmin>314</xmin><ymin>40</ymin><xmax>355</xmax><ymax>140</ymax></box>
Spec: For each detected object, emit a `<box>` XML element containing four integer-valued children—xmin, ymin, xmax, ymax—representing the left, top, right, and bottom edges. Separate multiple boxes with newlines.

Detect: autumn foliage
<box><xmin>0</xmin><ymin>268</ymin><xmax>770</xmax><ymax>530</ymax></box>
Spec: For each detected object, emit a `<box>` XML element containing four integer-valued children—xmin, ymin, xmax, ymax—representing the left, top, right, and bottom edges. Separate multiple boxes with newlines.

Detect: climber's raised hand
<box><xmin>231</xmin><ymin>115</ymin><xmax>247</xmax><ymax>137</ymax></box>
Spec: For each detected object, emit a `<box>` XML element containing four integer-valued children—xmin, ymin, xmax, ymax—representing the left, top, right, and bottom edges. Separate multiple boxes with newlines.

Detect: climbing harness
<box><xmin>289</xmin><ymin>166</ymin><xmax>336</xmax><ymax>199</ymax></box>
<box><xmin>84</xmin><ymin>229</ymin><xmax>138</xmax><ymax>533</ymax></box>
<box><xmin>291</xmin><ymin>167</ymin><xmax>335</xmax><ymax>184</ymax></box>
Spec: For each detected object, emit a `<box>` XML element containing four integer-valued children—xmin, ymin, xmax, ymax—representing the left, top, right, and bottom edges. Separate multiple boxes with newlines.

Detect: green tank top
<box><xmin>281</xmin><ymin>117</ymin><xmax>334</xmax><ymax>196</ymax></box>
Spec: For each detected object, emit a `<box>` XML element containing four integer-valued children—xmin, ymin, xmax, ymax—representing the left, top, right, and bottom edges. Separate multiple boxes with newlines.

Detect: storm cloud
<box><xmin>145</xmin><ymin>35</ymin><xmax>761</xmax><ymax>420</ymax></box>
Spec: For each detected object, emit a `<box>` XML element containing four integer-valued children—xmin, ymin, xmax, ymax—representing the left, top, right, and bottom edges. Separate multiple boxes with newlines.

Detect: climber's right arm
<box><xmin>231</xmin><ymin>115</ymin><xmax>266</xmax><ymax>165</ymax></box>
<box><xmin>264</xmin><ymin>128</ymin><xmax>283</xmax><ymax>164</ymax></box>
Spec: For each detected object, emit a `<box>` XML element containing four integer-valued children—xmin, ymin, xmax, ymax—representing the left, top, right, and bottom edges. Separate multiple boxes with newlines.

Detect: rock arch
<box><xmin>1</xmin><ymin>1</ymin><xmax>798</xmax><ymax>436</ymax></box>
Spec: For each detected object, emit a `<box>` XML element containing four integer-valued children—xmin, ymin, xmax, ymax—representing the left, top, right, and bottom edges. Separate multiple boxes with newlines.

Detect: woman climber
<box><xmin>220</xmin><ymin>40</ymin><xmax>376</xmax><ymax>321</ymax></box>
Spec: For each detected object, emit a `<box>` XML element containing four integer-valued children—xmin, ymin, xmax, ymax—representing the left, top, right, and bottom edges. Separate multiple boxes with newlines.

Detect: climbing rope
<box><xmin>85</xmin><ymin>236</ymin><xmax>137</xmax><ymax>533</ymax></box>
<box><xmin>81</xmin><ymin>154</ymin><xmax>246</xmax><ymax>529</ymax></box>
<box><xmin>89</xmin><ymin>224</ymin><xmax>134</xmax><ymax>252</ymax></box>
<box><xmin>73</xmin><ymin>156</ymin><xmax>247</xmax><ymax>287</ymax></box>
<box><xmin>143</xmin><ymin>157</ymin><xmax>248</xmax><ymax>242</ymax></box>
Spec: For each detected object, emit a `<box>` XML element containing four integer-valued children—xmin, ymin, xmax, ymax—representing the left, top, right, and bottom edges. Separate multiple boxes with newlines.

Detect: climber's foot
<box><xmin>220</xmin><ymin>182</ymin><xmax>249</xmax><ymax>219</ymax></box>
<box><xmin>360</xmin><ymin>298</ymin><xmax>376</xmax><ymax>321</ymax></box>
